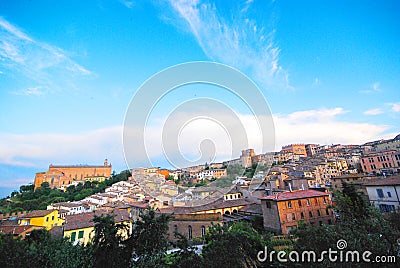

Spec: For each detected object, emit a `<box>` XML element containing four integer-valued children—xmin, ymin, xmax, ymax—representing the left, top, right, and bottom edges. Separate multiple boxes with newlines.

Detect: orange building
<box><xmin>34</xmin><ymin>159</ymin><xmax>112</xmax><ymax>190</ymax></box>
<box><xmin>157</xmin><ymin>169</ymin><xmax>170</xmax><ymax>179</ymax></box>
<box><xmin>260</xmin><ymin>190</ymin><xmax>334</xmax><ymax>234</ymax></box>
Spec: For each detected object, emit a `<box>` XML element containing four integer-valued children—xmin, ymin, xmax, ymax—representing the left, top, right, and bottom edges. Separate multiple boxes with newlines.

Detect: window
<box><xmin>317</xmin><ymin>210</ymin><xmax>321</xmax><ymax>216</ymax></box>
<box><xmin>174</xmin><ymin>225</ymin><xmax>178</xmax><ymax>233</ymax></box>
<box><xmin>78</xmin><ymin>231</ymin><xmax>84</xmax><ymax>239</ymax></box>
<box><xmin>306</xmin><ymin>199</ymin><xmax>310</xmax><ymax>206</ymax></box>
<box><xmin>188</xmin><ymin>226</ymin><xmax>192</xmax><ymax>240</ymax></box>
<box><xmin>288</xmin><ymin>201</ymin><xmax>292</xmax><ymax>208</ymax></box>
<box><xmin>298</xmin><ymin>200</ymin><xmax>302</xmax><ymax>207</ymax></box>
<box><xmin>52</xmin><ymin>215</ymin><xmax>54</xmax><ymax>220</ymax></box>
<box><xmin>70</xmin><ymin>232</ymin><xmax>76</xmax><ymax>241</ymax></box>
<box><xmin>314</xmin><ymin>198</ymin><xmax>318</xmax><ymax>205</ymax></box>
<box><xmin>266</xmin><ymin>201</ymin><xmax>271</xmax><ymax>209</ymax></box>
<box><xmin>201</xmin><ymin>226</ymin><xmax>206</xmax><ymax>237</ymax></box>
<box><xmin>387</xmin><ymin>192</ymin><xmax>392</xmax><ymax>198</ymax></box>
<box><xmin>376</xmin><ymin>189</ymin><xmax>384</xmax><ymax>198</ymax></box>
<box><xmin>301</xmin><ymin>212</ymin><xmax>304</xmax><ymax>219</ymax></box>
<box><xmin>326</xmin><ymin>208</ymin><xmax>330</xmax><ymax>215</ymax></box>
<box><xmin>292</xmin><ymin>213</ymin><xmax>296</xmax><ymax>221</ymax></box>
<box><xmin>46</xmin><ymin>217</ymin><xmax>49</xmax><ymax>222</ymax></box>
<box><xmin>323</xmin><ymin>197</ymin><xmax>327</xmax><ymax>204</ymax></box>
<box><xmin>309</xmin><ymin>211</ymin><xmax>313</xmax><ymax>218</ymax></box>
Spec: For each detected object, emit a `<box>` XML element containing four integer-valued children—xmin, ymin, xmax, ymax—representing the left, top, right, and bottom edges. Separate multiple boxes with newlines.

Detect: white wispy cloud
<box><xmin>166</xmin><ymin>0</ymin><xmax>292</xmax><ymax>91</ymax></box>
<box><xmin>0</xmin><ymin>108</ymin><xmax>396</xmax><ymax>172</ymax></box>
<box><xmin>0</xmin><ymin>17</ymin><xmax>93</xmax><ymax>94</ymax></box>
<box><xmin>11</xmin><ymin>86</ymin><xmax>44</xmax><ymax>96</ymax></box>
<box><xmin>0</xmin><ymin>127</ymin><xmax>124</xmax><ymax>168</ymax></box>
<box><xmin>119</xmin><ymin>0</ymin><xmax>135</xmax><ymax>9</ymax></box>
<box><xmin>387</xmin><ymin>102</ymin><xmax>400</xmax><ymax>113</ymax></box>
<box><xmin>363</xmin><ymin>108</ymin><xmax>383</xmax><ymax>115</ymax></box>
<box><xmin>359</xmin><ymin>82</ymin><xmax>383</xmax><ymax>94</ymax></box>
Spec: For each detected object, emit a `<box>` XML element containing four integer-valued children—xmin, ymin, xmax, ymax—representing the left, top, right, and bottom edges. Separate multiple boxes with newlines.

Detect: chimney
<box><xmin>289</xmin><ymin>183</ymin><xmax>292</xmax><ymax>192</ymax></box>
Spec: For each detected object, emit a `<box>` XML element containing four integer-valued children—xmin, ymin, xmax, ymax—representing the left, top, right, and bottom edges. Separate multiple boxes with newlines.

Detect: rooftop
<box><xmin>260</xmin><ymin>189</ymin><xmax>329</xmax><ymax>201</ymax></box>
<box><xmin>363</xmin><ymin>176</ymin><xmax>400</xmax><ymax>186</ymax></box>
<box><xmin>19</xmin><ymin>210</ymin><xmax>55</xmax><ymax>219</ymax></box>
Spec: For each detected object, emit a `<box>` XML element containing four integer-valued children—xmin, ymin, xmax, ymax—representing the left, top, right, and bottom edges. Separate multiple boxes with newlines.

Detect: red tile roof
<box><xmin>260</xmin><ymin>190</ymin><xmax>329</xmax><ymax>201</ymax></box>
<box><xmin>363</xmin><ymin>176</ymin><xmax>400</xmax><ymax>186</ymax></box>
<box><xmin>19</xmin><ymin>210</ymin><xmax>55</xmax><ymax>219</ymax></box>
<box><xmin>0</xmin><ymin>225</ymin><xmax>43</xmax><ymax>235</ymax></box>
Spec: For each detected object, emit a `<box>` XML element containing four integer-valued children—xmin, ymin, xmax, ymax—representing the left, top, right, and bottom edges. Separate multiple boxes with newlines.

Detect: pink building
<box><xmin>361</xmin><ymin>150</ymin><xmax>400</xmax><ymax>174</ymax></box>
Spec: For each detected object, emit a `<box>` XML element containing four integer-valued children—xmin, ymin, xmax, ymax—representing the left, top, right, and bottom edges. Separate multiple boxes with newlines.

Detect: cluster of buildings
<box><xmin>1</xmin><ymin>134</ymin><xmax>399</xmax><ymax>244</ymax></box>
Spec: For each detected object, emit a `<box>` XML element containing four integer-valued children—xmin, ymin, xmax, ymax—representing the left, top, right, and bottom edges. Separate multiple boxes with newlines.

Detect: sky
<box><xmin>0</xmin><ymin>0</ymin><xmax>399</xmax><ymax>196</ymax></box>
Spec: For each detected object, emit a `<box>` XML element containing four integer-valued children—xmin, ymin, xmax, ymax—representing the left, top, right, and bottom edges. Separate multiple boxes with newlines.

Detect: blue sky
<box><xmin>0</xmin><ymin>0</ymin><xmax>399</xmax><ymax>196</ymax></box>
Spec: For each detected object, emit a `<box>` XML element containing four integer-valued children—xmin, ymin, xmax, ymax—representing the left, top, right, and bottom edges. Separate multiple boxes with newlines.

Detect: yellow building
<box><xmin>18</xmin><ymin>210</ymin><xmax>64</xmax><ymax>230</ymax></box>
<box><xmin>63</xmin><ymin>211</ymin><xmax>132</xmax><ymax>245</ymax></box>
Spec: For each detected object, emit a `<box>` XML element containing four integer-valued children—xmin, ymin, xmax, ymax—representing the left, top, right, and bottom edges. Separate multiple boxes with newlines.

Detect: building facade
<box><xmin>260</xmin><ymin>190</ymin><xmax>334</xmax><ymax>234</ymax></box>
<box><xmin>34</xmin><ymin>159</ymin><xmax>112</xmax><ymax>189</ymax></box>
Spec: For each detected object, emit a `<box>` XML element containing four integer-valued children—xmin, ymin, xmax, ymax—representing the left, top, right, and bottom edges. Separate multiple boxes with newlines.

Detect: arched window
<box><xmin>224</xmin><ymin>210</ymin><xmax>231</xmax><ymax>215</ymax></box>
<box><xmin>326</xmin><ymin>208</ymin><xmax>330</xmax><ymax>215</ymax></box>
<box><xmin>292</xmin><ymin>213</ymin><xmax>296</xmax><ymax>221</ymax></box>
<box><xmin>317</xmin><ymin>210</ymin><xmax>321</xmax><ymax>216</ymax></box>
<box><xmin>174</xmin><ymin>225</ymin><xmax>178</xmax><ymax>234</ymax></box>
<box><xmin>232</xmin><ymin>209</ymin><xmax>238</xmax><ymax>214</ymax></box>
<box><xmin>201</xmin><ymin>226</ymin><xmax>206</xmax><ymax>237</ymax></box>
<box><xmin>188</xmin><ymin>225</ymin><xmax>192</xmax><ymax>240</ymax></box>
<box><xmin>298</xmin><ymin>200</ymin><xmax>302</xmax><ymax>207</ymax></box>
<box><xmin>301</xmin><ymin>212</ymin><xmax>304</xmax><ymax>219</ymax></box>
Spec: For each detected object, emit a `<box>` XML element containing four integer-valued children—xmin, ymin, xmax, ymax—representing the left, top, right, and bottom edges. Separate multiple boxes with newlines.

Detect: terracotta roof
<box><xmin>363</xmin><ymin>176</ymin><xmax>400</xmax><ymax>186</ymax></box>
<box><xmin>19</xmin><ymin>210</ymin><xmax>55</xmax><ymax>219</ymax></box>
<box><xmin>161</xmin><ymin>197</ymin><xmax>253</xmax><ymax>214</ymax></box>
<box><xmin>260</xmin><ymin>190</ymin><xmax>329</xmax><ymax>201</ymax></box>
<box><xmin>0</xmin><ymin>225</ymin><xmax>42</xmax><ymax>235</ymax></box>
<box><xmin>63</xmin><ymin>210</ymin><xmax>131</xmax><ymax>231</ymax></box>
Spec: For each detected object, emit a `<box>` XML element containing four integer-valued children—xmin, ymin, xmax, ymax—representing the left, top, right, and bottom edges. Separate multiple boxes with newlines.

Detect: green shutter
<box><xmin>70</xmin><ymin>232</ymin><xmax>76</xmax><ymax>241</ymax></box>
<box><xmin>78</xmin><ymin>230</ymin><xmax>84</xmax><ymax>239</ymax></box>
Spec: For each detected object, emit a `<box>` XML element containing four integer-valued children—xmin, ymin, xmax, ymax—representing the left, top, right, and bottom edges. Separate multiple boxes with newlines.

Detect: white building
<box><xmin>364</xmin><ymin>176</ymin><xmax>400</xmax><ymax>212</ymax></box>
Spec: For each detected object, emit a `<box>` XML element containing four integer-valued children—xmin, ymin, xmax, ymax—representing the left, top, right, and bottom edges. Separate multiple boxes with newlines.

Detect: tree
<box><xmin>0</xmin><ymin>229</ymin><xmax>92</xmax><ymax>268</ymax></box>
<box><xmin>166</xmin><ymin>232</ymin><xmax>204</xmax><ymax>268</ymax></box>
<box><xmin>293</xmin><ymin>182</ymin><xmax>400</xmax><ymax>267</ymax></box>
<box><xmin>202</xmin><ymin>222</ymin><xmax>268</xmax><ymax>268</ymax></box>
<box><xmin>92</xmin><ymin>214</ymin><xmax>133</xmax><ymax>268</ymax></box>
<box><xmin>131</xmin><ymin>207</ymin><xmax>172</xmax><ymax>267</ymax></box>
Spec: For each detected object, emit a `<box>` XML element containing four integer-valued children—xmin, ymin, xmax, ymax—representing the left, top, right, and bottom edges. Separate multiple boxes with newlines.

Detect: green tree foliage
<box><xmin>0</xmin><ymin>229</ymin><xmax>92</xmax><ymax>268</ymax></box>
<box><xmin>131</xmin><ymin>207</ymin><xmax>172</xmax><ymax>267</ymax></box>
<box><xmin>202</xmin><ymin>222</ymin><xmax>270</xmax><ymax>268</ymax></box>
<box><xmin>92</xmin><ymin>214</ymin><xmax>133</xmax><ymax>268</ymax></box>
<box><xmin>293</xmin><ymin>182</ymin><xmax>400</xmax><ymax>267</ymax></box>
<box><xmin>166</xmin><ymin>232</ymin><xmax>204</xmax><ymax>268</ymax></box>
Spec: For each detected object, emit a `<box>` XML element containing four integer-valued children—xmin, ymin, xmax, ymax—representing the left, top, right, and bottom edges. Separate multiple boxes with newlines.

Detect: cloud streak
<box><xmin>0</xmin><ymin>17</ymin><xmax>93</xmax><ymax>94</ymax></box>
<box><xmin>359</xmin><ymin>82</ymin><xmax>383</xmax><ymax>94</ymax></box>
<box><xmin>1</xmin><ymin>107</ymin><xmax>394</xmax><ymax>173</ymax></box>
<box><xmin>167</xmin><ymin>0</ymin><xmax>292</xmax><ymax>91</ymax></box>
<box><xmin>363</xmin><ymin>108</ymin><xmax>383</xmax><ymax>115</ymax></box>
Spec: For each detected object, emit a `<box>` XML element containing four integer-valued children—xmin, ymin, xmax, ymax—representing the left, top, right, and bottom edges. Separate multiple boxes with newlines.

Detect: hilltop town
<box><xmin>0</xmin><ymin>134</ymin><xmax>399</xmax><ymax>243</ymax></box>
